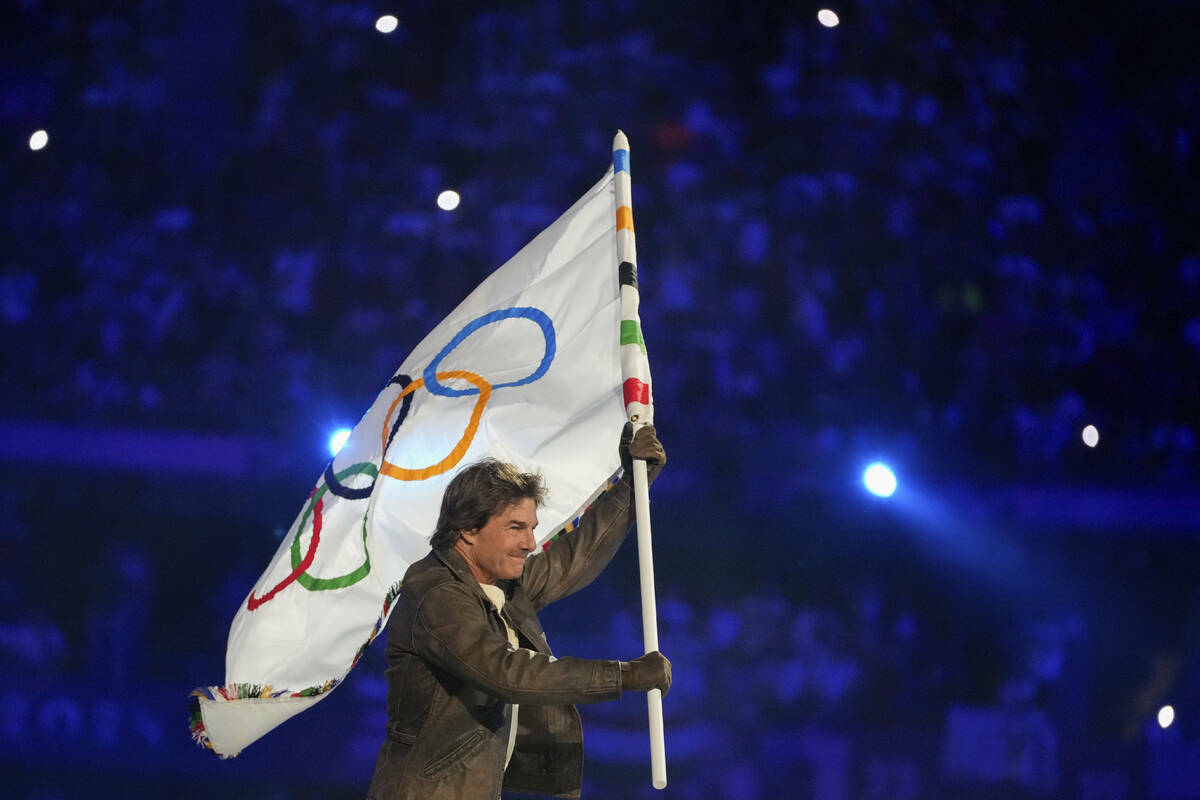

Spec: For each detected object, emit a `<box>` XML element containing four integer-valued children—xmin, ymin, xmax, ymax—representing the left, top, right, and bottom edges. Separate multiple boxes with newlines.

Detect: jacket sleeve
<box><xmin>414</xmin><ymin>581</ymin><xmax>623</xmax><ymax>705</ymax></box>
<box><xmin>520</xmin><ymin>462</ymin><xmax>663</xmax><ymax>612</ymax></box>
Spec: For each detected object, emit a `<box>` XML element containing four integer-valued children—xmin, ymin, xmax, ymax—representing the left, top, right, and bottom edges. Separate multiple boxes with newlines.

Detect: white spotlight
<box><xmin>29</xmin><ymin>130</ymin><xmax>49</xmax><ymax>151</ymax></box>
<box><xmin>376</xmin><ymin>15</ymin><xmax>399</xmax><ymax>34</ymax></box>
<box><xmin>1158</xmin><ymin>705</ymin><xmax>1175</xmax><ymax>729</ymax></box>
<box><xmin>1082</xmin><ymin>424</ymin><xmax>1099</xmax><ymax>448</ymax></box>
<box><xmin>863</xmin><ymin>463</ymin><xmax>897</xmax><ymax>497</ymax></box>
<box><xmin>329</xmin><ymin>428</ymin><xmax>352</xmax><ymax>456</ymax></box>
<box><xmin>817</xmin><ymin>9</ymin><xmax>840</xmax><ymax>27</ymax></box>
<box><xmin>437</xmin><ymin>189</ymin><xmax>461</xmax><ymax>211</ymax></box>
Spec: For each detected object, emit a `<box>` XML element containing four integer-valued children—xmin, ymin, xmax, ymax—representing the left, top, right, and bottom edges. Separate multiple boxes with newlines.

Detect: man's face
<box><xmin>459</xmin><ymin>497</ymin><xmax>538</xmax><ymax>584</ymax></box>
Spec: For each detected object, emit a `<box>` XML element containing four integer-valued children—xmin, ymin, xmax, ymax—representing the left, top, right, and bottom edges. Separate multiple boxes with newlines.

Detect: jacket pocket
<box><xmin>420</xmin><ymin>728</ymin><xmax>488</xmax><ymax>779</ymax></box>
<box><xmin>386</xmin><ymin>654</ymin><xmax>436</xmax><ymax>742</ymax></box>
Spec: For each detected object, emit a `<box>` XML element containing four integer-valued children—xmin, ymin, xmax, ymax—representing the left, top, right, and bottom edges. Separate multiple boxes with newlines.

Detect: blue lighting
<box><xmin>329</xmin><ymin>428</ymin><xmax>352</xmax><ymax>456</ymax></box>
<box><xmin>863</xmin><ymin>462</ymin><xmax>897</xmax><ymax>497</ymax></box>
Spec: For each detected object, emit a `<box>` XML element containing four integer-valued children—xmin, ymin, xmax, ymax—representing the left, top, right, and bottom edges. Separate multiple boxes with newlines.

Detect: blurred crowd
<box><xmin>0</xmin><ymin>517</ymin><xmax>1106</xmax><ymax>798</ymax></box>
<box><xmin>3</xmin><ymin>0</ymin><xmax>1198</xmax><ymax>486</ymax></box>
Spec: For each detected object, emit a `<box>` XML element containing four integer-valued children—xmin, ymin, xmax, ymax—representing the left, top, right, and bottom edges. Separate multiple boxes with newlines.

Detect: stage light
<box><xmin>1082</xmin><ymin>424</ymin><xmax>1099</xmax><ymax>448</ymax></box>
<box><xmin>329</xmin><ymin>428</ymin><xmax>352</xmax><ymax>456</ymax></box>
<box><xmin>376</xmin><ymin>15</ymin><xmax>399</xmax><ymax>34</ymax></box>
<box><xmin>1158</xmin><ymin>705</ymin><xmax>1175</xmax><ymax>729</ymax></box>
<box><xmin>437</xmin><ymin>190</ymin><xmax>461</xmax><ymax>211</ymax></box>
<box><xmin>29</xmin><ymin>130</ymin><xmax>48</xmax><ymax>150</ymax></box>
<box><xmin>863</xmin><ymin>462</ymin><xmax>897</xmax><ymax>497</ymax></box>
<box><xmin>818</xmin><ymin>9</ymin><xmax>840</xmax><ymax>27</ymax></box>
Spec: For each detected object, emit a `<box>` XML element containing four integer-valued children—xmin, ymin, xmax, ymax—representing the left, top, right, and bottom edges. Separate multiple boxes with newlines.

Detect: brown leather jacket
<box><xmin>366</xmin><ymin>470</ymin><xmax>656</xmax><ymax>799</ymax></box>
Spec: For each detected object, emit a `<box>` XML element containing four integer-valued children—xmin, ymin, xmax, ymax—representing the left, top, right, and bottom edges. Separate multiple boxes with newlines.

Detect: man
<box><xmin>367</xmin><ymin>425</ymin><xmax>672</xmax><ymax>799</ymax></box>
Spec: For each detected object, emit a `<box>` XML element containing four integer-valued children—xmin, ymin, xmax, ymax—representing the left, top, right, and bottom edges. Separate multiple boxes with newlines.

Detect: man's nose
<box><xmin>520</xmin><ymin>529</ymin><xmax>536</xmax><ymax>552</ymax></box>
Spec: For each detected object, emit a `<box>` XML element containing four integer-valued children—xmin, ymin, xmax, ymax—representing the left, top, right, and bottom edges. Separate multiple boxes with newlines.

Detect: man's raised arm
<box><xmin>519</xmin><ymin>425</ymin><xmax>666</xmax><ymax>610</ymax></box>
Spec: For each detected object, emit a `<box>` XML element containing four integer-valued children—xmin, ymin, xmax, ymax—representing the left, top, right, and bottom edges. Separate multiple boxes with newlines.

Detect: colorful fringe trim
<box><xmin>541</xmin><ymin>467</ymin><xmax>624</xmax><ymax>548</ymax></box>
<box><xmin>188</xmin><ymin>577</ymin><xmax>404</xmax><ymax>757</ymax></box>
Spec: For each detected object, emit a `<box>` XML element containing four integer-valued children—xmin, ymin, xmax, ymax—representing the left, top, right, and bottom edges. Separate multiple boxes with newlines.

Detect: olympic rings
<box><xmin>323</xmin><ymin>374</ymin><xmax>413</xmax><ymax>500</ymax></box>
<box><xmin>291</xmin><ymin>462</ymin><xmax>378</xmax><ymax>591</ymax></box>
<box><xmin>247</xmin><ymin>307</ymin><xmax>558</xmax><ymax>611</ymax></box>
<box><xmin>323</xmin><ymin>462</ymin><xmax>373</xmax><ymax>500</ymax></box>
<box><xmin>379</xmin><ymin>370</ymin><xmax>492</xmax><ymax>481</ymax></box>
<box><xmin>423</xmin><ymin>307</ymin><xmax>555</xmax><ymax>398</ymax></box>
<box><xmin>247</xmin><ymin>490</ymin><xmax>324</xmax><ymax>611</ymax></box>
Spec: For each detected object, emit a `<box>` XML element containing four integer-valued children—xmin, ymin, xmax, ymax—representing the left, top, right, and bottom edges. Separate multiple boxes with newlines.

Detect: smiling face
<box><xmin>454</xmin><ymin>497</ymin><xmax>539</xmax><ymax>584</ymax></box>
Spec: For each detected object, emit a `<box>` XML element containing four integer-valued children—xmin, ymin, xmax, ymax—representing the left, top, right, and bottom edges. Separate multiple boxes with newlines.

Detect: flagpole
<box><xmin>613</xmin><ymin>130</ymin><xmax>667</xmax><ymax>790</ymax></box>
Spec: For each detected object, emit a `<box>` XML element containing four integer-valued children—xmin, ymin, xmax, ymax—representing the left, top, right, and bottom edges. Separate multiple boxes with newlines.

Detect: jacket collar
<box><xmin>431</xmin><ymin>546</ymin><xmax>546</xmax><ymax>653</ymax></box>
<box><xmin>433</xmin><ymin>546</ymin><xmax>516</xmax><ymax>599</ymax></box>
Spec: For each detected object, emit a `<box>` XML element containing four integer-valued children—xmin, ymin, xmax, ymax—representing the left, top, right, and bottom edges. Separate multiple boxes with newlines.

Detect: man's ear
<box><xmin>458</xmin><ymin>528</ymin><xmax>478</xmax><ymax>546</ymax></box>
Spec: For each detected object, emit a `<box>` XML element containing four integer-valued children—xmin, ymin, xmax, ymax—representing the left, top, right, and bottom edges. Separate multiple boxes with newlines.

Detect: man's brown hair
<box><xmin>429</xmin><ymin>458</ymin><xmax>547</xmax><ymax>551</ymax></box>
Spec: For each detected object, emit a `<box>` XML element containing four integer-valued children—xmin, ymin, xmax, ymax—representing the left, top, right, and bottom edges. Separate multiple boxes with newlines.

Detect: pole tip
<box><xmin>613</xmin><ymin>130</ymin><xmax>629</xmax><ymax>151</ymax></box>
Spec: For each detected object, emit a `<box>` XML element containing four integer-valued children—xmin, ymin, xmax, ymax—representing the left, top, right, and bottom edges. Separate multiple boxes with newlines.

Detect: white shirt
<box><xmin>479</xmin><ymin>582</ymin><xmax>520</xmax><ymax>769</ymax></box>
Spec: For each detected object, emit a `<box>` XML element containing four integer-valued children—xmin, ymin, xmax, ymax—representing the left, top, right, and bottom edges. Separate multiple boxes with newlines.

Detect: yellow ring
<box><xmin>379</xmin><ymin>370</ymin><xmax>492</xmax><ymax>481</ymax></box>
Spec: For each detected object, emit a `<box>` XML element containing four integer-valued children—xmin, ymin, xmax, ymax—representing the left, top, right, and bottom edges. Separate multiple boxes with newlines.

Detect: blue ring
<box><xmin>424</xmin><ymin>307</ymin><xmax>556</xmax><ymax>397</ymax></box>
<box><xmin>323</xmin><ymin>373</ymin><xmax>414</xmax><ymax>500</ymax></box>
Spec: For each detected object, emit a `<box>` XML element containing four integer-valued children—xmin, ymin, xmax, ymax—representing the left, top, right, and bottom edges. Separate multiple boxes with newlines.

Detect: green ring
<box><xmin>290</xmin><ymin>462</ymin><xmax>378</xmax><ymax>591</ymax></box>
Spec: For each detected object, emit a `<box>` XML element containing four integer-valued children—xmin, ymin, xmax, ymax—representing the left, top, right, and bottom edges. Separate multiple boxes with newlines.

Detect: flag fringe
<box><xmin>541</xmin><ymin>468</ymin><xmax>624</xmax><ymax>548</ymax></box>
<box><xmin>188</xmin><ymin>577</ymin><xmax>405</xmax><ymax>756</ymax></box>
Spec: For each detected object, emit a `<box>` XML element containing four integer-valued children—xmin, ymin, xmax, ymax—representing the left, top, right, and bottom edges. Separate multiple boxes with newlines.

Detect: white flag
<box><xmin>191</xmin><ymin>164</ymin><xmax>630</xmax><ymax>757</ymax></box>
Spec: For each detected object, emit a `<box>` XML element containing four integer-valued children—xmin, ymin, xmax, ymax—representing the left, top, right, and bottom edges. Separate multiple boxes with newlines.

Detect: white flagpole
<box><xmin>613</xmin><ymin>130</ymin><xmax>667</xmax><ymax>790</ymax></box>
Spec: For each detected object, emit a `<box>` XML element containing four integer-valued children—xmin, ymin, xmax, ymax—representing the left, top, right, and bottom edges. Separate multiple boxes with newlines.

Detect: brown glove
<box><xmin>620</xmin><ymin>423</ymin><xmax>667</xmax><ymax>476</ymax></box>
<box><xmin>620</xmin><ymin>651</ymin><xmax>672</xmax><ymax>697</ymax></box>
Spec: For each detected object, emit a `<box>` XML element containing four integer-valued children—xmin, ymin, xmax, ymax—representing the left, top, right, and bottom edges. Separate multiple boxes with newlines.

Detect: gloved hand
<box><xmin>620</xmin><ymin>651</ymin><xmax>672</xmax><ymax>697</ymax></box>
<box><xmin>619</xmin><ymin>423</ymin><xmax>667</xmax><ymax>477</ymax></box>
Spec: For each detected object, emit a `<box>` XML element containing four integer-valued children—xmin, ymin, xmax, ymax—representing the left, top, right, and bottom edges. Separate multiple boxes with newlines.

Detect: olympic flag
<box><xmin>190</xmin><ymin>138</ymin><xmax>649</xmax><ymax>757</ymax></box>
